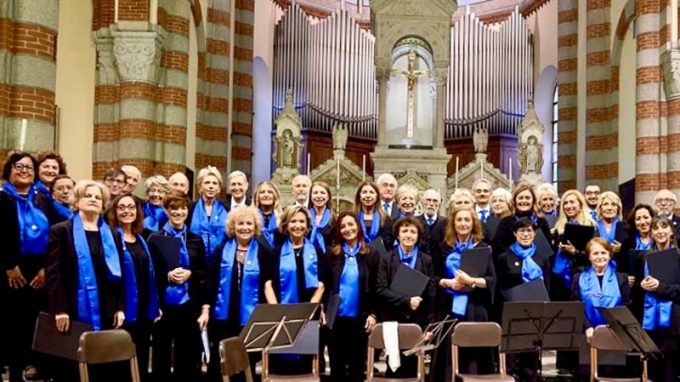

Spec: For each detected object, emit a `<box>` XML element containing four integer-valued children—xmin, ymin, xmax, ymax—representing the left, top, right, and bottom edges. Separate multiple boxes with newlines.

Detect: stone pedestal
<box><xmin>371</xmin><ymin>147</ymin><xmax>451</xmax><ymax>195</ymax></box>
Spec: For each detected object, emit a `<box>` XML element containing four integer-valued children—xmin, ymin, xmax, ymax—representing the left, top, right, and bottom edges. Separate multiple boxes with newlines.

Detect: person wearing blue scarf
<box><xmin>0</xmin><ymin>153</ymin><xmax>54</xmax><ymax>382</ymax></box>
<box><xmin>35</xmin><ymin>151</ymin><xmax>66</xmax><ymax>198</ymax></box>
<box><xmin>430</xmin><ymin>206</ymin><xmax>495</xmax><ymax>382</ymax></box>
<box><xmin>49</xmin><ymin>175</ymin><xmax>76</xmax><ymax>223</ymax></box>
<box><xmin>376</xmin><ymin>216</ymin><xmax>435</xmax><ymax>378</ymax></box>
<box><xmin>207</xmin><ymin>206</ymin><xmax>270</xmax><ymax>382</ymax></box>
<box><xmin>354</xmin><ymin>181</ymin><xmax>388</xmax><ymax>248</ymax></box>
<box><xmin>264</xmin><ymin>205</ymin><xmax>326</xmax><ymax>375</ymax></box>
<box><xmin>108</xmin><ymin>194</ymin><xmax>160</xmax><ymax>382</ymax></box>
<box><xmin>147</xmin><ymin>191</ymin><xmax>209</xmax><ymax>382</ymax></box>
<box><xmin>308</xmin><ymin>181</ymin><xmax>335</xmax><ymax>254</ymax></box>
<box><xmin>188</xmin><ymin>167</ymin><xmax>228</xmax><ymax>268</ymax></box>
<box><xmin>594</xmin><ymin>191</ymin><xmax>627</xmax><ymax>265</ymax></box>
<box><xmin>326</xmin><ymin>212</ymin><xmax>378</xmax><ymax>382</ymax></box>
<box><xmin>142</xmin><ymin>175</ymin><xmax>171</xmax><ymax>233</ymax></box>
<box><xmin>253</xmin><ymin>180</ymin><xmax>281</xmax><ymax>251</ymax></box>
<box><xmin>45</xmin><ymin>180</ymin><xmax>125</xmax><ymax>382</ymax></box>
<box><xmin>619</xmin><ymin>204</ymin><xmax>656</xmax><ymax>318</ymax></box>
<box><xmin>638</xmin><ymin>215</ymin><xmax>680</xmax><ymax>382</ymax></box>
<box><xmin>380</xmin><ymin>185</ymin><xmax>419</xmax><ymax>251</ymax></box>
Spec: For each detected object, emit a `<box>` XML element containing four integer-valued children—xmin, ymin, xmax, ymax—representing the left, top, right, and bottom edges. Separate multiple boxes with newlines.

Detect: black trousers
<box><xmin>124</xmin><ymin>320</ymin><xmax>153</xmax><ymax>382</ymax></box>
<box><xmin>329</xmin><ymin>317</ymin><xmax>367</xmax><ymax>382</ymax></box>
<box><xmin>151</xmin><ymin>304</ymin><xmax>202</xmax><ymax>382</ymax></box>
<box><xmin>4</xmin><ymin>282</ymin><xmax>45</xmax><ymax>382</ymax></box>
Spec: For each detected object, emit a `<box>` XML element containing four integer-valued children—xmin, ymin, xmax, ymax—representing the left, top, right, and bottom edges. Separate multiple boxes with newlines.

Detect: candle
<box><xmin>455</xmin><ymin>156</ymin><xmax>459</xmax><ymax>189</ymax></box>
<box><xmin>508</xmin><ymin>157</ymin><xmax>513</xmax><ymax>187</ymax></box>
<box><xmin>362</xmin><ymin>155</ymin><xmax>366</xmax><ymax>182</ymax></box>
<box><xmin>480</xmin><ymin>161</ymin><xmax>484</xmax><ymax>180</ymax></box>
<box><xmin>336</xmin><ymin>159</ymin><xmax>340</xmax><ymax>188</ymax></box>
<box><xmin>307</xmin><ymin>153</ymin><xmax>311</xmax><ymax>175</ymax></box>
<box><xmin>150</xmin><ymin>0</ymin><xmax>158</xmax><ymax>24</ymax></box>
<box><xmin>114</xmin><ymin>0</ymin><xmax>119</xmax><ymax>23</ymax></box>
<box><xmin>19</xmin><ymin>119</ymin><xmax>27</xmax><ymax>151</ymax></box>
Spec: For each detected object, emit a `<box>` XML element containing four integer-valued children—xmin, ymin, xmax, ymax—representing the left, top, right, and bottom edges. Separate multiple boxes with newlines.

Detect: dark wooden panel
<box><xmin>303</xmin><ymin>130</ymin><xmax>377</xmax><ymax>176</ymax></box>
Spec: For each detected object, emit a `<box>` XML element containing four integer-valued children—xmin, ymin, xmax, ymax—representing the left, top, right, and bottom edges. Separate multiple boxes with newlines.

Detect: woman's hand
<box><xmin>197</xmin><ymin>305</ymin><xmax>210</xmax><ymax>330</ymax></box>
<box><xmin>113</xmin><ymin>311</ymin><xmax>125</xmax><ymax>328</ymax></box>
<box><xmin>364</xmin><ymin>315</ymin><xmax>377</xmax><ymax>333</ymax></box>
<box><xmin>30</xmin><ymin>268</ymin><xmax>45</xmax><ymax>289</ymax></box>
<box><xmin>640</xmin><ymin>276</ymin><xmax>660</xmax><ymax>292</ymax></box>
<box><xmin>627</xmin><ymin>275</ymin><xmax>635</xmax><ymax>287</ymax></box>
<box><xmin>55</xmin><ymin>313</ymin><xmax>70</xmax><ymax>333</ymax></box>
<box><xmin>6</xmin><ymin>266</ymin><xmax>26</xmax><ymax>289</ymax></box>
<box><xmin>559</xmin><ymin>241</ymin><xmax>576</xmax><ymax>255</ymax></box>
<box><xmin>455</xmin><ymin>269</ymin><xmax>473</xmax><ymax>285</ymax></box>
<box><xmin>611</xmin><ymin>240</ymin><xmax>622</xmax><ymax>253</ymax></box>
<box><xmin>319</xmin><ymin>310</ymin><xmax>327</xmax><ymax>326</ymax></box>
<box><xmin>168</xmin><ymin>268</ymin><xmax>191</xmax><ymax>284</ymax></box>
<box><xmin>409</xmin><ymin>296</ymin><xmax>422</xmax><ymax>311</ymax></box>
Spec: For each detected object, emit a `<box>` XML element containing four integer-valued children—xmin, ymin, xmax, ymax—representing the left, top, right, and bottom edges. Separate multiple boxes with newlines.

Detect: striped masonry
<box><xmin>557</xmin><ymin>0</ymin><xmax>579</xmax><ymax>192</ymax></box>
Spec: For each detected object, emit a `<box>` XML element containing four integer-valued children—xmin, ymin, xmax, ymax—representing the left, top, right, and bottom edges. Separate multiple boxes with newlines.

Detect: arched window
<box><xmin>552</xmin><ymin>85</ymin><xmax>559</xmax><ymax>188</ymax></box>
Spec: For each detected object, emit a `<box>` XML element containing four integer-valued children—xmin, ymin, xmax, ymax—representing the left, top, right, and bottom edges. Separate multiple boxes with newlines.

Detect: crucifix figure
<box><xmin>391</xmin><ymin>50</ymin><xmax>429</xmax><ymax>139</ymax></box>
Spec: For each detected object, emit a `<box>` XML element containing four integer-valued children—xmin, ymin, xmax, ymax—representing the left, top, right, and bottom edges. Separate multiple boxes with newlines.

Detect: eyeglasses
<box><xmin>13</xmin><ymin>163</ymin><xmax>34</xmax><ymax>172</ymax></box>
<box><xmin>657</xmin><ymin>198</ymin><xmax>675</xmax><ymax>204</ymax></box>
<box><xmin>116</xmin><ymin>204</ymin><xmax>136</xmax><ymax>212</ymax></box>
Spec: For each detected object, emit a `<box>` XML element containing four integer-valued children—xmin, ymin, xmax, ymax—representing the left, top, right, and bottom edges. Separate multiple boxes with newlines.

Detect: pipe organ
<box><xmin>272</xmin><ymin>5</ymin><xmax>533</xmax><ymax>141</ymax></box>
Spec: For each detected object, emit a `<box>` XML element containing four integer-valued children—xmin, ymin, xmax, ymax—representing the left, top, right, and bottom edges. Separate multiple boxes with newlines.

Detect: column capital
<box><xmin>376</xmin><ymin>66</ymin><xmax>391</xmax><ymax>82</ymax></box>
<box><xmin>111</xmin><ymin>26</ymin><xmax>165</xmax><ymax>84</ymax></box>
<box><xmin>432</xmin><ymin>68</ymin><xmax>448</xmax><ymax>86</ymax></box>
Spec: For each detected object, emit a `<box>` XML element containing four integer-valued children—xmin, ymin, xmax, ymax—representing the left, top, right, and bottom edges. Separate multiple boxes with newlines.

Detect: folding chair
<box><xmin>77</xmin><ymin>329</ymin><xmax>140</xmax><ymax>382</ymax></box>
<box><xmin>220</xmin><ymin>337</ymin><xmax>255</xmax><ymax>382</ymax></box>
<box><xmin>366</xmin><ymin>323</ymin><xmax>425</xmax><ymax>382</ymax></box>
<box><xmin>590</xmin><ymin>325</ymin><xmax>649</xmax><ymax>382</ymax></box>
<box><xmin>262</xmin><ymin>320</ymin><xmax>320</xmax><ymax>382</ymax></box>
<box><xmin>451</xmin><ymin>322</ymin><xmax>514</xmax><ymax>382</ymax></box>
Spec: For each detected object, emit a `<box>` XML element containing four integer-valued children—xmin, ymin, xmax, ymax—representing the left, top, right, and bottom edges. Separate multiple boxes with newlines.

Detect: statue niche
<box><xmin>273</xmin><ymin>89</ymin><xmax>303</xmax><ymax>176</ymax></box>
<box><xmin>517</xmin><ymin>98</ymin><xmax>545</xmax><ymax>184</ymax></box>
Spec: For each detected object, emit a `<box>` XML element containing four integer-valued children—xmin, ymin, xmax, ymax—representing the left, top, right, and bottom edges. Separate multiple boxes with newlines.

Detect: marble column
<box><xmin>433</xmin><ymin>68</ymin><xmax>447</xmax><ymax>149</ymax></box>
<box><xmin>376</xmin><ymin>66</ymin><xmax>390</xmax><ymax>147</ymax></box>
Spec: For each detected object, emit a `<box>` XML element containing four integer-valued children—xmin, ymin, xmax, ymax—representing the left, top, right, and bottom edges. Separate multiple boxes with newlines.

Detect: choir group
<box><xmin>1</xmin><ymin>149</ymin><xmax>680</xmax><ymax>382</ymax></box>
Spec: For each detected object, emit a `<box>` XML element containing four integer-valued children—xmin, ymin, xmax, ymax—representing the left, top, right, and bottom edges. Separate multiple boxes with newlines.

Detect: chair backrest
<box><xmin>451</xmin><ymin>322</ymin><xmax>502</xmax><ymax>348</ymax></box>
<box><xmin>220</xmin><ymin>337</ymin><xmax>252</xmax><ymax>379</ymax></box>
<box><xmin>77</xmin><ymin>330</ymin><xmax>137</xmax><ymax>364</ymax></box>
<box><xmin>591</xmin><ymin>325</ymin><xmax>626</xmax><ymax>351</ymax></box>
<box><xmin>270</xmin><ymin>320</ymin><xmax>320</xmax><ymax>355</ymax></box>
<box><xmin>368</xmin><ymin>323</ymin><xmax>423</xmax><ymax>350</ymax></box>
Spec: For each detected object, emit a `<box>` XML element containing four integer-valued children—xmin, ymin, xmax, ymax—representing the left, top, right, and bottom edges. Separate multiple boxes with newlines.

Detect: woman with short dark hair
<box><xmin>35</xmin><ymin>150</ymin><xmax>67</xmax><ymax>199</ymax></box>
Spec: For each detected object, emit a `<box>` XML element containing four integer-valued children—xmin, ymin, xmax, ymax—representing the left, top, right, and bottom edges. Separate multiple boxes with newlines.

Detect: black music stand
<box><xmin>403</xmin><ymin>316</ymin><xmax>457</xmax><ymax>356</ymax></box>
<box><xmin>239</xmin><ymin>303</ymin><xmax>319</xmax><ymax>354</ymax></box>
<box><xmin>597</xmin><ymin>306</ymin><xmax>660</xmax><ymax>361</ymax></box>
<box><xmin>501</xmin><ymin>301</ymin><xmax>585</xmax><ymax>378</ymax></box>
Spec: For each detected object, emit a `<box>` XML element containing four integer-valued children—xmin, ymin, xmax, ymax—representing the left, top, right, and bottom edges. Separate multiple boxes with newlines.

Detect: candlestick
<box><xmin>455</xmin><ymin>156</ymin><xmax>459</xmax><ymax>189</ymax></box>
<box><xmin>19</xmin><ymin>119</ymin><xmax>27</xmax><ymax>151</ymax></box>
<box><xmin>114</xmin><ymin>0</ymin><xmax>119</xmax><ymax>23</ymax></box>
<box><xmin>362</xmin><ymin>155</ymin><xmax>366</xmax><ymax>182</ymax></box>
<box><xmin>307</xmin><ymin>153</ymin><xmax>311</xmax><ymax>175</ymax></box>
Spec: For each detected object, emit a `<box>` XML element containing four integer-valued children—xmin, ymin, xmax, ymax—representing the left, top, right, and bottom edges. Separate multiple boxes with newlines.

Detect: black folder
<box><xmin>460</xmin><ymin>247</ymin><xmax>491</xmax><ymax>276</ymax></box>
<box><xmin>502</xmin><ymin>279</ymin><xmax>550</xmax><ymax>302</ymax></box>
<box><xmin>326</xmin><ymin>294</ymin><xmax>341</xmax><ymax>330</ymax></box>
<box><xmin>368</xmin><ymin>237</ymin><xmax>389</xmax><ymax>257</ymax></box>
<box><xmin>32</xmin><ymin>312</ymin><xmax>93</xmax><ymax>361</ymax></box>
<box><xmin>390</xmin><ymin>264</ymin><xmax>430</xmax><ymax>298</ymax></box>
<box><xmin>563</xmin><ymin>224</ymin><xmax>595</xmax><ymax>252</ymax></box>
<box><xmin>534</xmin><ymin>230</ymin><xmax>554</xmax><ymax>259</ymax></box>
<box><xmin>147</xmin><ymin>234</ymin><xmax>182</xmax><ymax>270</ymax></box>
<box><xmin>646</xmin><ymin>248</ymin><xmax>680</xmax><ymax>283</ymax></box>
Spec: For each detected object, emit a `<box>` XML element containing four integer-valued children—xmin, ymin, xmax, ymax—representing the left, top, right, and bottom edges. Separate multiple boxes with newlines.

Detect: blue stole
<box><xmin>445</xmin><ymin>240</ymin><xmax>474</xmax><ymax>316</ymax></box>
<box><xmin>510</xmin><ymin>242</ymin><xmax>542</xmax><ymax>283</ymax></box>
<box><xmin>398</xmin><ymin>244</ymin><xmax>419</xmax><ymax>269</ymax></box>
<box><xmin>579</xmin><ymin>264</ymin><xmax>621</xmax><ymax>326</ymax></box>
<box><xmin>190</xmin><ymin>198</ymin><xmax>227</xmax><ymax>266</ymax></box>
<box><xmin>143</xmin><ymin>202</ymin><xmax>167</xmax><ymax>232</ymax></box>
<box><xmin>590</xmin><ymin>210</ymin><xmax>597</xmax><ymax>221</ymax></box>
<box><xmin>53</xmin><ymin>200</ymin><xmax>73</xmax><ymax>220</ymax></box>
<box><xmin>358</xmin><ymin>209</ymin><xmax>380</xmax><ymax>242</ymax></box>
<box><xmin>309</xmin><ymin>208</ymin><xmax>331</xmax><ymax>253</ymax></box>
<box><xmin>553</xmin><ymin>221</ymin><xmax>579</xmax><ymax>287</ymax></box>
<box><xmin>162</xmin><ymin>223</ymin><xmax>191</xmax><ymax>305</ymax></box>
<box><xmin>3</xmin><ymin>184</ymin><xmax>49</xmax><ymax>255</ymax></box>
<box><xmin>635</xmin><ymin>234</ymin><xmax>651</xmax><ymax>251</ymax></box>
<box><xmin>279</xmin><ymin>238</ymin><xmax>319</xmax><ymax>304</ymax></box>
<box><xmin>260</xmin><ymin>210</ymin><xmax>277</xmax><ymax>247</ymax></box>
<box><xmin>73</xmin><ymin>214</ymin><xmax>121</xmax><ymax>331</ymax></box>
<box><xmin>338</xmin><ymin>243</ymin><xmax>360</xmax><ymax>318</ymax></box>
<box><xmin>642</xmin><ymin>262</ymin><xmax>672</xmax><ymax>330</ymax></box>
<box><xmin>34</xmin><ymin>181</ymin><xmax>51</xmax><ymax>198</ymax></box>
<box><xmin>214</xmin><ymin>238</ymin><xmax>260</xmax><ymax>325</ymax></box>
<box><xmin>117</xmin><ymin>228</ymin><xmax>160</xmax><ymax>322</ymax></box>
<box><xmin>597</xmin><ymin>218</ymin><xmax>618</xmax><ymax>244</ymax></box>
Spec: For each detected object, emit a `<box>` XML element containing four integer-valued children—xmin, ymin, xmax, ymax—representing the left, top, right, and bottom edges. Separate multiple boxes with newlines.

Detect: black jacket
<box><xmin>224</xmin><ymin>195</ymin><xmax>252</xmax><ymax>212</ymax></box>
<box><xmin>417</xmin><ymin>214</ymin><xmax>446</xmax><ymax>256</ymax></box>
<box><xmin>265</xmin><ymin>240</ymin><xmax>329</xmax><ymax>303</ymax></box>
<box><xmin>326</xmin><ymin>245</ymin><xmax>380</xmax><ymax>320</ymax></box>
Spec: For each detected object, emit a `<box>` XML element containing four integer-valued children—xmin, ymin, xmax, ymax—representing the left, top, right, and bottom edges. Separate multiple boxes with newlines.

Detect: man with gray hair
<box><xmin>377</xmin><ymin>172</ymin><xmax>399</xmax><ymax>219</ymax></box>
<box><xmin>121</xmin><ymin>164</ymin><xmax>142</xmax><ymax>194</ymax></box>
<box><xmin>225</xmin><ymin>170</ymin><xmax>250</xmax><ymax>211</ymax></box>
<box><xmin>654</xmin><ymin>189</ymin><xmax>680</xmax><ymax>240</ymax></box>
<box><xmin>168</xmin><ymin>171</ymin><xmax>190</xmax><ymax>196</ymax></box>
<box><xmin>417</xmin><ymin>188</ymin><xmax>446</xmax><ymax>254</ymax></box>
<box><xmin>472</xmin><ymin>178</ymin><xmax>492</xmax><ymax>223</ymax></box>
<box><xmin>291</xmin><ymin>174</ymin><xmax>312</xmax><ymax>207</ymax></box>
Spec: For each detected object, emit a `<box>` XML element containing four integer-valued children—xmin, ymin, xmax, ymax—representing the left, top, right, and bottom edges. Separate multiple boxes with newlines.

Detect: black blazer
<box><xmin>417</xmin><ymin>214</ymin><xmax>446</xmax><ymax>255</ymax></box>
<box><xmin>208</xmin><ymin>237</ymin><xmax>271</xmax><ymax>321</ymax></box>
<box><xmin>496</xmin><ymin>247</ymin><xmax>551</xmax><ymax>294</ymax></box>
<box><xmin>45</xmin><ymin>220</ymin><xmax>125</xmax><ymax>327</ymax></box>
<box><xmin>265</xmin><ymin>240</ymin><xmax>329</xmax><ymax>303</ymax></box>
<box><xmin>571</xmin><ymin>270</ymin><xmax>631</xmax><ymax>327</ymax></box>
<box><xmin>375</xmin><ymin>248</ymin><xmax>436</xmax><ymax>328</ymax></box>
<box><xmin>224</xmin><ymin>195</ymin><xmax>252</xmax><ymax>212</ymax></box>
<box><xmin>147</xmin><ymin>229</ymin><xmax>209</xmax><ymax>310</ymax></box>
<box><xmin>492</xmin><ymin>213</ymin><xmax>551</xmax><ymax>259</ymax></box>
<box><xmin>327</xmin><ymin>245</ymin><xmax>380</xmax><ymax>320</ymax></box>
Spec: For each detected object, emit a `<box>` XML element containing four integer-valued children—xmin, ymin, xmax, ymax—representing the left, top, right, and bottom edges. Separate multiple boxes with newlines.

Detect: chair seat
<box><xmin>457</xmin><ymin>374</ymin><xmax>515</xmax><ymax>382</ymax></box>
<box><xmin>369</xmin><ymin>378</ymin><xmax>420</xmax><ymax>382</ymax></box>
<box><xmin>595</xmin><ymin>378</ymin><xmax>643</xmax><ymax>382</ymax></box>
<box><xmin>266</xmin><ymin>374</ymin><xmax>319</xmax><ymax>382</ymax></box>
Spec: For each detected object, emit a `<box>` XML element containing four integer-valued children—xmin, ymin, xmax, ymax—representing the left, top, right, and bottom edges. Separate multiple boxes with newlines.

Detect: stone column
<box><xmin>376</xmin><ymin>66</ymin><xmax>389</xmax><ymax>147</ymax></box>
<box><xmin>433</xmin><ymin>68</ymin><xmax>447</xmax><ymax>149</ymax></box>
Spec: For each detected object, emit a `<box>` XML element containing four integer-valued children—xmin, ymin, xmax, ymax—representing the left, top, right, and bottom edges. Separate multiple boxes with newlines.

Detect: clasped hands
<box><xmin>6</xmin><ymin>266</ymin><xmax>44</xmax><ymax>289</ymax></box>
<box><xmin>168</xmin><ymin>267</ymin><xmax>191</xmax><ymax>284</ymax></box>
<box><xmin>441</xmin><ymin>269</ymin><xmax>475</xmax><ymax>291</ymax></box>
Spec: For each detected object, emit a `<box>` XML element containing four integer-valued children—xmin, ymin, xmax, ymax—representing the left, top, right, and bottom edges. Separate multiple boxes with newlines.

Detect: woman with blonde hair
<box><xmin>142</xmin><ymin>175</ymin><xmax>171</xmax><ymax>233</ymax></box>
<box><xmin>188</xmin><ymin>166</ymin><xmax>228</xmax><ymax>269</ymax></box>
<box><xmin>595</xmin><ymin>191</ymin><xmax>627</xmax><ymax>257</ymax></box>
<box><xmin>308</xmin><ymin>181</ymin><xmax>335</xmax><ymax>253</ymax></box>
<box><xmin>253</xmin><ymin>181</ymin><xmax>282</xmax><ymax>249</ymax></box>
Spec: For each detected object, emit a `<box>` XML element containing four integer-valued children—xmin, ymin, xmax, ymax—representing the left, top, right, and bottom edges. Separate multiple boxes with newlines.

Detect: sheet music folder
<box><xmin>502</xmin><ymin>279</ymin><xmax>550</xmax><ymax>302</ymax></box>
<box><xmin>563</xmin><ymin>224</ymin><xmax>595</xmax><ymax>252</ymax></box>
<box><xmin>646</xmin><ymin>248</ymin><xmax>680</xmax><ymax>284</ymax></box>
<box><xmin>147</xmin><ymin>234</ymin><xmax>182</xmax><ymax>270</ymax></box>
<box><xmin>32</xmin><ymin>312</ymin><xmax>93</xmax><ymax>361</ymax></box>
<box><xmin>390</xmin><ymin>264</ymin><xmax>430</xmax><ymax>298</ymax></box>
<box><xmin>239</xmin><ymin>303</ymin><xmax>318</xmax><ymax>352</ymax></box>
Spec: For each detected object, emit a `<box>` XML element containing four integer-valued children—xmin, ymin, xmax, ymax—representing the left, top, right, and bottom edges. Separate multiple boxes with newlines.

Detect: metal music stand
<box><xmin>403</xmin><ymin>316</ymin><xmax>457</xmax><ymax>356</ymax></box>
<box><xmin>596</xmin><ymin>306</ymin><xmax>660</xmax><ymax>361</ymax></box>
<box><xmin>239</xmin><ymin>303</ymin><xmax>319</xmax><ymax>356</ymax></box>
<box><xmin>501</xmin><ymin>301</ymin><xmax>585</xmax><ymax>378</ymax></box>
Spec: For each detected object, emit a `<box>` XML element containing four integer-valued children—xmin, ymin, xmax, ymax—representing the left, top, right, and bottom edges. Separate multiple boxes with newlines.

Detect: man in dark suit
<box><xmin>654</xmin><ymin>189</ymin><xmax>680</xmax><ymax>240</ymax></box>
<box><xmin>584</xmin><ymin>184</ymin><xmax>601</xmax><ymax>221</ymax></box>
<box><xmin>224</xmin><ymin>170</ymin><xmax>251</xmax><ymax>211</ymax></box>
<box><xmin>417</xmin><ymin>188</ymin><xmax>446</xmax><ymax>255</ymax></box>
<box><xmin>377</xmin><ymin>173</ymin><xmax>399</xmax><ymax>219</ymax></box>
<box><xmin>472</xmin><ymin>178</ymin><xmax>492</xmax><ymax>224</ymax></box>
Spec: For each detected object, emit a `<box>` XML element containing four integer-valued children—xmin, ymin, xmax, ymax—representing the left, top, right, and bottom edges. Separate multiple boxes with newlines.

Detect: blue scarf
<box><xmin>445</xmin><ymin>240</ymin><xmax>474</xmax><ymax>316</ymax></box>
<box><xmin>162</xmin><ymin>223</ymin><xmax>191</xmax><ymax>305</ymax></box>
<box><xmin>642</xmin><ymin>262</ymin><xmax>672</xmax><ymax>330</ymax></box>
<box><xmin>34</xmin><ymin>180</ymin><xmax>51</xmax><ymax>198</ymax></box>
<box><xmin>553</xmin><ymin>222</ymin><xmax>579</xmax><ymax>287</ymax></box>
<box><xmin>279</xmin><ymin>238</ymin><xmax>319</xmax><ymax>304</ymax></box>
<box><xmin>338</xmin><ymin>243</ymin><xmax>360</xmax><ymax>318</ymax></box>
<box><xmin>260</xmin><ymin>210</ymin><xmax>277</xmax><ymax>247</ymax></box>
<box><xmin>635</xmin><ymin>233</ymin><xmax>651</xmax><ymax>251</ymax></box>
<box><xmin>398</xmin><ymin>244</ymin><xmax>419</xmax><ymax>269</ymax></box>
<box><xmin>53</xmin><ymin>200</ymin><xmax>73</xmax><ymax>220</ymax></box>
<box><xmin>510</xmin><ymin>242</ymin><xmax>542</xmax><ymax>283</ymax></box>
<box><xmin>309</xmin><ymin>207</ymin><xmax>332</xmax><ymax>253</ymax></box>
<box><xmin>590</xmin><ymin>210</ymin><xmax>597</xmax><ymax>221</ymax></box>
<box><xmin>597</xmin><ymin>218</ymin><xmax>618</xmax><ymax>244</ymax></box>
<box><xmin>579</xmin><ymin>264</ymin><xmax>621</xmax><ymax>326</ymax></box>
<box><xmin>143</xmin><ymin>202</ymin><xmax>167</xmax><ymax>232</ymax></box>
<box><xmin>190</xmin><ymin>198</ymin><xmax>227</xmax><ymax>266</ymax></box>
<box><xmin>358</xmin><ymin>209</ymin><xmax>381</xmax><ymax>242</ymax></box>
<box><xmin>117</xmin><ymin>228</ymin><xmax>160</xmax><ymax>322</ymax></box>
<box><xmin>214</xmin><ymin>238</ymin><xmax>260</xmax><ymax>325</ymax></box>
<box><xmin>73</xmin><ymin>214</ymin><xmax>121</xmax><ymax>331</ymax></box>
<box><xmin>3</xmin><ymin>183</ymin><xmax>49</xmax><ymax>255</ymax></box>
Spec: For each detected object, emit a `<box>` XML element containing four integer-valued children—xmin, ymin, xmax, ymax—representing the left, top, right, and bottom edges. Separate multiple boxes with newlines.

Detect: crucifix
<box><xmin>391</xmin><ymin>50</ymin><xmax>429</xmax><ymax>139</ymax></box>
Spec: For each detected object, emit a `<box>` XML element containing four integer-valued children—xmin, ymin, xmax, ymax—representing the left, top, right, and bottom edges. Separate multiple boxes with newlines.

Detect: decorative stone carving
<box><xmin>447</xmin><ymin>157</ymin><xmax>511</xmax><ymax>196</ymax></box>
<box><xmin>112</xmin><ymin>29</ymin><xmax>164</xmax><ymax>83</ymax></box>
<box><xmin>332</xmin><ymin>124</ymin><xmax>348</xmax><ymax>153</ymax></box>
<box><xmin>272</xmin><ymin>89</ymin><xmax>303</xmax><ymax>187</ymax></box>
<box><xmin>473</xmin><ymin>126</ymin><xmax>489</xmax><ymax>154</ymax></box>
<box><xmin>93</xmin><ymin>30</ymin><xmax>118</xmax><ymax>86</ymax></box>
<box><xmin>662</xmin><ymin>48</ymin><xmax>680</xmax><ymax>101</ymax></box>
<box><xmin>518</xmin><ymin>98</ymin><xmax>545</xmax><ymax>184</ymax></box>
